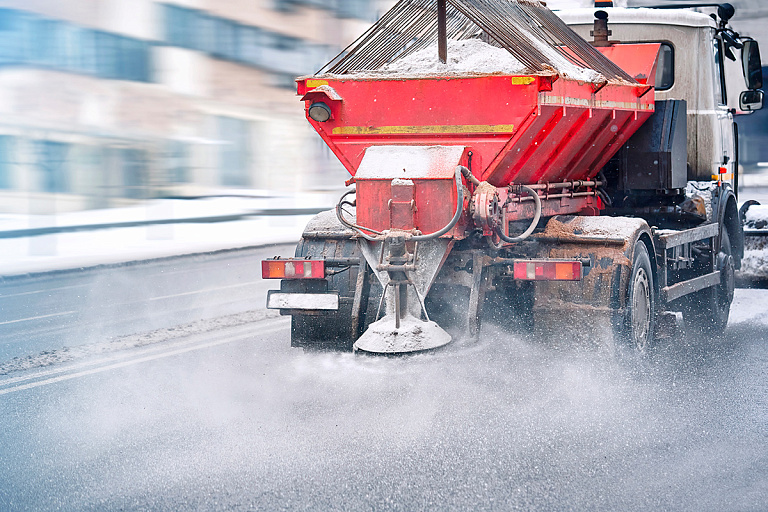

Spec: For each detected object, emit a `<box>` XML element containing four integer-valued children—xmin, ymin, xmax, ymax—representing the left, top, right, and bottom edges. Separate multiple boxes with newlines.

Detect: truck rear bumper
<box><xmin>266</xmin><ymin>290</ymin><xmax>339</xmax><ymax>311</ymax></box>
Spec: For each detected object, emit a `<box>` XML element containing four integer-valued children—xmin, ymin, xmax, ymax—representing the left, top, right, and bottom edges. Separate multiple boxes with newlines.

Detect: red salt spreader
<box><xmin>285</xmin><ymin>0</ymin><xmax>662</xmax><ymax>353</ymax></box>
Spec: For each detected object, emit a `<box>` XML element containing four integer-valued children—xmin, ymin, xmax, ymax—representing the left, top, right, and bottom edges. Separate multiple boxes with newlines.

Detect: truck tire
<box><xmin>712</xmin><ymin>228</ymin><xmax>735</xmax><ymax>332</ymax></box>
<box><xmin>685</xmin><ymin>228</ymin><xmax>734</xmax><ymax>336</ymax></box>
<box><xmin>617</xmin><ymin>241</ymin><xmax>656</xmax><ymax>352</ymax></box>
<box><xmin>290</xmin><ymin>237</ymin><xmax>378</xmax><ymax>351</ymax></box>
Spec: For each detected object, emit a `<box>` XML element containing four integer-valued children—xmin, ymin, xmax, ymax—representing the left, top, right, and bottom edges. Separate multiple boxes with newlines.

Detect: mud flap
<box><xmin>528</xmin><ymin>215</ymin><xmax>652</xmax><ymax>348</ymax></box>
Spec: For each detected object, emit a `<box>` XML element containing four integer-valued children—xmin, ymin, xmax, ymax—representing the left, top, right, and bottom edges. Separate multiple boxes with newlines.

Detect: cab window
<box><xmin>655</xmin><ymin>43</ymin><xmax>674</xmax><ymax>90</ymax></box>
<box><xmin>713</xmin><ymin>38</ymin><xmax>727</xmax><ymax>105</ymax></box>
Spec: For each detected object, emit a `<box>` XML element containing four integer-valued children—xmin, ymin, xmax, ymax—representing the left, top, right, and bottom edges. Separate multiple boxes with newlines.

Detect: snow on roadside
<box><xmin>739</xmin><ymin>203</ymin><xmax>768</xmax><ymax>280</ymax></box>
<box><xmin>0</xmin><ymin>310</ymin><xmax>280</xmax><ymax>375</ymax></box>
<box><xmin>0</xmin><ymin>194</ymin><xmax>337</xmax><ymax>232</ymax></box>
<box><xmin>0</xmin><ymin>216</ymin><xmax>311</xmax><ymax>276</ymax></box>
<box><xmin>0</xmin><ymin>194</ymin><xmax>344</xmax><ymax>275</ymax></box>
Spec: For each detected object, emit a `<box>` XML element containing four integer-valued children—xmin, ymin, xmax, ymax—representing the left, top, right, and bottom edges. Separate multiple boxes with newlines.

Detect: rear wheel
<box><xmin>290</xmin><ymin>237</ymin><xmax>379</xmax><ymax>351</ymax></box>
<box><xmin>617</xmin><ymin>241</ymin><xmax>656</xmax><ymax>352</ymax></box>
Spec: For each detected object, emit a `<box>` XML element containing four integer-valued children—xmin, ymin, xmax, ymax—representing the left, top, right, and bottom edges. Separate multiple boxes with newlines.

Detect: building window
<box><xmin>218</xmin><ymin>117</ymin><xmax>251</xmax><ymax>188</ymax></box>
<box><xmin>95</xmin><ymin>31</ymin><xmax>120</xmax><ymax>79</ymax></box>
<box><xmin>335</xmin><ymin>0</ymin><xmax>373</xmax><ymax>20</ymax></box>
<box><xmin>121</xmin><ymin>38</ymin><xmax>151</xmax><ymax>82</ymax></box>
<box><xmin>37</xmin><ymin>141</ymin><xmax>69</xmax><ymax>193</ymax></box>
<box><xmin>122</xmin><ymin>148</ymin><xmax>147</xmax><ymax>199</ymax></box>
<box><xmin>164</xmin><ymin>4</ymin><xmax>197</xmax><ymax>49</ymax></box>
<box><xmin>273</xmin><ymin>0</ymin><xmax>299</xmax><ymax>13</ymax></box>
<box><xmin>74</xmin><ymin>28</ymin><xmax>98</xmax><ymax>75</ymax></box>
<box><xmin>270</xmin><ymin>72</ymin><xmax>299</xmax><ymax>89</ymax></box>
<box><xmin>30</xmin><ymin>18</ymin><xmax>62</xmax><ymax>67</ymax></box>
<box><xmin>238</xmin><ymin>26</ymin><xmax>262</xmax><ymax>66</ymax></box>
<box><xmin>213</xmin><ymin>18</ymin><xmax>238</xmax><ymax>60</ymax></box>
<box><xmin>271</xmin><ymin>33</ymin><xmax>300</xmax><ymax>51</ymax></box>
<box><xmin>0</xmin><ymin>136</ymin><xmax>12</xmax><ymax>189</ymax></box>
<box><xmin>195</xmin><ymin>14</ymin><xmax>217</xmax><ymax>54</ymax></box>
<box><xmin>166</xmin><ymin>141</ymin><xmax>189</xmax><ymax>184</ymax></box>
<box><xmin>0</xmin><ymin>8</ymin><xmax>152</xmax><ymax>82</ymax></box>
<box><xmin>158</xmin><ymin>3</ymin><xmax>326</xmax><ymax>76</ymax></box>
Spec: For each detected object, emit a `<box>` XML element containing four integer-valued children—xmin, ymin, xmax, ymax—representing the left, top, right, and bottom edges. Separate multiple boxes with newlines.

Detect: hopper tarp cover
<box><xmin>317</xmin><ymin>0</ymin><xmax>635</xmax><ymax>84</ymax></box>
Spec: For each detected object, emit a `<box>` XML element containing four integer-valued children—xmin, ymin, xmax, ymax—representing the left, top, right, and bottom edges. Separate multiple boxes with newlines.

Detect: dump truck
<box><xmin>261</xmin><ymin>0</ymin><xmax>764</xmax><ymax>354</ymax></box>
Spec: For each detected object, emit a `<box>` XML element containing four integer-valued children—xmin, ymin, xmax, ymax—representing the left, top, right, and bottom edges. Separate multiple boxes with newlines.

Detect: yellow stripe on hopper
<box><xmin>712</xmin><ymin>173</ymin><xmax>734</xmax><ymax>180</ymax></box>
<box><xmin>306</xmin><ymin>79</ymin><xmax>329</xmax><ymax>88</ymax></box>
<box><xmin>332</xmin><ymin>124</ymin><xmax>515</xmax><ymax>135</ymax></box>
<box><xmin>509</xmin><ymin>76</ymin><xmax>536</xmax><ymax>85</ymax></box>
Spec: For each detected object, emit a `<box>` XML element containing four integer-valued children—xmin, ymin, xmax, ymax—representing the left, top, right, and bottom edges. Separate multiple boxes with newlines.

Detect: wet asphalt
<box><xmin>1</xmin><ymin>288</ymin><xmax>766</xmax><ymax>511</ymax></box>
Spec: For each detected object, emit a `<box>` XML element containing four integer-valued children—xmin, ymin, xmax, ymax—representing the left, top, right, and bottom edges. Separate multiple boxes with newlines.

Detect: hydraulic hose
<box><xmin>411</xmin><ymin>166</ymin><xmax>465</xmax><ymax>242</ymax></box>
<box><xmin>496</xmin><ymin>184</ymin><xmax>541</xmax><ymax>243</ymax></box>
<box><xmin>460</xmin><ymin>165</ymin><xmax>480</xmax><ymax>187</ymax></box>
<box><xmin>335</xmin><ymin>165</ymin><xmax>464</xmax><ymax>242</ymax></box>
<box><xmin>335</xmin><ymin>188</ymin><xmax>381</xmax><ymax>241</ymax></box>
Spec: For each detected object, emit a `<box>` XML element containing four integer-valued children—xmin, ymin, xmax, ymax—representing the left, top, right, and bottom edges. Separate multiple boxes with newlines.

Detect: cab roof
<box><xmin>556</xmin><ymin>7</ymin><xmax>718</xmax><ymax>29</ymax></box>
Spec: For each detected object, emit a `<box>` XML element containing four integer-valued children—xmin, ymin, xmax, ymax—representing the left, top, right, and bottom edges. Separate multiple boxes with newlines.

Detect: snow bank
<box><xmin>740</xmin><ymin>203</ymin><xmax>768</xmax><ymax>279</ymax></box>
<box><xmin>740</xmin><ymin>246</ymin><xmax>768</xmax><ymax>279</ymax></box>
<box><xmin>0</xmin><ymin>195</ymin><xmax>339</xmax><ymax>275</ymax></box>
<box><xmin>743</xmin><ymin>203</ymin><xmax>768</xmax><ymax>227</ymax></box>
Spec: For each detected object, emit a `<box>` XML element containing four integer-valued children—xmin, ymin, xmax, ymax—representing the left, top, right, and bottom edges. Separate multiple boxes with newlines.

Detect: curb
<box><xmin>0</xmin><ymin>208</ymin><xmax>328</xmax><ymax>239</ymax></box>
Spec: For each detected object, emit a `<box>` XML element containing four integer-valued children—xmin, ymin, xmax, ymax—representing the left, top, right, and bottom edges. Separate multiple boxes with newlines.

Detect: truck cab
<box><xmin>558</xmin><ymin>6</ymin><xmax>762</xmax><ymax>185</ymax></box>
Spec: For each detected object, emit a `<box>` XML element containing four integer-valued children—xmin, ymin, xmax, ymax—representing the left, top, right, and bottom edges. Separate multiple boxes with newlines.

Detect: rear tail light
<box><xmin>513</xmin><ymin>260</ymin><xmax>582</xmax><ymax>281</ymax></box>
<box><xmin>262</xmin><ymin>259</ymin><xmax>325</xmax><ymax>279</ymax></box>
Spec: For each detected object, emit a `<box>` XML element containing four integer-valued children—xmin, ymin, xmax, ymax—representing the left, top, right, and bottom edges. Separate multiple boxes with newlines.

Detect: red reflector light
<box><xmin>513</xmin><ymin>260</ymin><xmax>581</xmax><ymax>281</ymax></box>
<box><xmin>261</xmin><ymin>259</ymin><xmax>325</xmax><ymax>279</ymax></box>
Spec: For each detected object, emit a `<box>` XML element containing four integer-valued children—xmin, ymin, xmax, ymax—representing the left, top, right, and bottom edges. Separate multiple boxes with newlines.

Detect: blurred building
<box><xmin>1</xmin><ymin>1</ymin><xmax>765</xmax><ymax>214</ymax></box>
<box><xmin>0</xmin><ymin>0</ymin><xmax>394</xmax><ymax>213</ymax></box>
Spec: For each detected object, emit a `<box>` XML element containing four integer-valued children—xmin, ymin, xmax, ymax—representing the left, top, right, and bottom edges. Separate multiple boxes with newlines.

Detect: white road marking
<box><xmin>0</xmin><ymin>310</ymin><xmax>78</xmax><ymax>326</ymax></box>
<box><xmin>104</xmin><ymin>281</ymin><xmax>264</xmax><ymax>306</ymax></box>
<box><xmin>148</xmin><ymin>282</ymin><xmax>258</xmax><ymax>301</ymax></box>
<box><xmin>0</xmin><ymin>283</ymin><xmax>88</xmax><ymax>298</ymax></box>
<box><xmin>0</xmin><ymin>318</ymin><xmax>288</xmax><ymax>395</ymax></box>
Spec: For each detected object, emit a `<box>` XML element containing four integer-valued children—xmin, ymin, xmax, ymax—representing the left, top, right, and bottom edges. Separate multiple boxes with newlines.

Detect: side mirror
<box><xmin>742</xmin><ymin>39</ymin><xmax>763</xmax><ymax>89</ymax></box>
<box><xmin>740</xmin><ymin>89</ymin><xmax>764</xmax><ymax>111</ymax></box>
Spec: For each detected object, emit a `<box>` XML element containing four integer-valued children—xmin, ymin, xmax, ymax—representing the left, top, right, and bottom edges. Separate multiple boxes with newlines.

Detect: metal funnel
<box><xmin>353</xmin><ymin>314</ymin><xmax>451</xmax><ymax>354</ymax></box>
<box><xmin>354</xmin><ymin>234</ymin><xmax>454</xmax><ymax>355</ymax></box>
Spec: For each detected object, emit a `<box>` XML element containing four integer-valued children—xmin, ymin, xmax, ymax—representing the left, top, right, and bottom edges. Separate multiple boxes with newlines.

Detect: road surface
<box><xmin>1</xmin><ymin>287</ymin><xmax>767</xmax><ymax>511</ymax></box>
<box><xmin>0</xmin><ymin>244</ymin><xmax>293</xmax><ymax>362</ymax></box>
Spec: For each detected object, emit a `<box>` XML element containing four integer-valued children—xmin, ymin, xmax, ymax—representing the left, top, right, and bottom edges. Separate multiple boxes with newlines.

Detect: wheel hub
<box><xmin>717</xmin><ymin>251</ymin><xmax>735</xmax><ymax>303</ymax></box>
<box><xmin>631</xmin><ymin>267</ymin><xmax>651</xmax><ymax>349</ymax></box>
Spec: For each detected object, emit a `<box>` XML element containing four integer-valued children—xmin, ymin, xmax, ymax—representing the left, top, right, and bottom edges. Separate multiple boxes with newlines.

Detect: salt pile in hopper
<box><xmin>372</xmin><ymin>37</ymin><xmax>604</xmax><ymax>83</ymax></box>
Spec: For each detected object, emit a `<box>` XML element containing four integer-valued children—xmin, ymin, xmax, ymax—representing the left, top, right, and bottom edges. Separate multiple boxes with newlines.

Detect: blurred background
<box><xmin>0</xmin><ymin>0</ymin><xmax>763</xmax><ymax>216</ymax></box>
<box><xmin>0</xmin><ymin>0</ymin><xmax>399</xmax><ymax>216</ymax></box>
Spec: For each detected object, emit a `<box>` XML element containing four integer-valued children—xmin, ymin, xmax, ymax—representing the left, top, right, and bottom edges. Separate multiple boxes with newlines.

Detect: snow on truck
<box><xmin>261</xmin><ymin>0</ymin><xmax>765</xmax><ymax>354</ymax></box>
